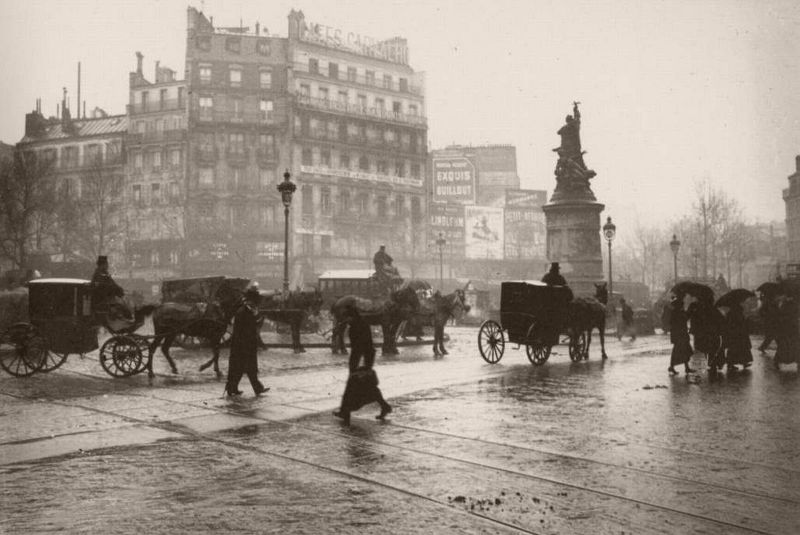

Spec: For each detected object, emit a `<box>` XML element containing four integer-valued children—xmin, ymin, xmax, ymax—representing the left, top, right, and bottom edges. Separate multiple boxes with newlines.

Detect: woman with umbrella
<box><xmin>668</xmin><ymin>291</ymin><xmax>695</xmax><ymax>375</ymax></box>
<box><xmin>687</xmin><ymin>295</ymin><xmax>724</xmax><ymax>373</ymax></box>
<box><xmin>717</xmin><ymin>289</ymin><xmax>755</xmax><ymax>372</ymax></box>
<box><xmin>774</xmin><ymin>295</ymin><xmax>799</xmax><ymax>368</ymax></box>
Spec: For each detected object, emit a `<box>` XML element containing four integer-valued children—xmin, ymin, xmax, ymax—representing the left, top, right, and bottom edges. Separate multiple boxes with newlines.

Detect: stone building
<box><xmin>125</xmin><ymin>53</ymin><xmax>187</xmax><ymax>279</ymax></box>
<box><xmin>17</xmin><ymin>94</ymin><xmax>127</xmax><ymax>264</ymax></box>
<box><xmin>286</xmin><ymin>9</ymin><xmax>428</xmax><ymax>283</ymax></box>
<box><xmin>783</xmin><ymin>155</ymin><xmax>800</xmax><ymax>264</ymax></box>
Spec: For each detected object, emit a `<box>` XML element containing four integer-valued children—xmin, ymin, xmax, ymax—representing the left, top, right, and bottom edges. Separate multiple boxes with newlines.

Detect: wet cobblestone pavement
<box><xmin>1</xmin><ymin>327</ymin><xmax>798</xmax><ymax>533</ymax></box>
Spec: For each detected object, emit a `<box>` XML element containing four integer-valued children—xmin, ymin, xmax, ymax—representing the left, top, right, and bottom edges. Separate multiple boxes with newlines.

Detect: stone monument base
<box><xmin>542</xmin><ymin>199</ymin><xmax>605</xmax><ymax>297</ymax></box>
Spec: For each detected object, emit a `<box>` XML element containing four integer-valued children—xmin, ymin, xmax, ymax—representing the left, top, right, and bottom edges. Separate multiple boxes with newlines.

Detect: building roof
<box><xmin>20</xmin><ymin>115</ymin><xmax>128</xmax><ymax>144</ymax></box>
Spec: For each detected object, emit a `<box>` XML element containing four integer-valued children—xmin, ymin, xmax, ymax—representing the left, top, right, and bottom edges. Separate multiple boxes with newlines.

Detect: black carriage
<box><xmin>478</xmin><ymin>281</ymin><xmax>586</xmax><ymax>365</ymax></box>
<box><xmin>0</xmin><ymin>278</ymin><xmax>150</xmax><ymax>377</ymax></box>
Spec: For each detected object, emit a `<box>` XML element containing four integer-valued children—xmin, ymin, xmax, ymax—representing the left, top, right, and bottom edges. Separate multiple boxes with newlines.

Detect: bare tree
<box><xmin>75</xmin><ymin>148</ymin><xmax>125</xmax><ymax>258</ymax></box>
<box><xmin>0</xmin><ymin>151</ymin><xmax>55</xmax><ymax>269</ymax></box>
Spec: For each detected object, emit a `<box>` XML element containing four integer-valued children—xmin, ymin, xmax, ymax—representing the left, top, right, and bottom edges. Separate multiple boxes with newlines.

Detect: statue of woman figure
<box><xmin>555</xmin><ymin>102</ymin><xmax>584</xmax><ymax>164</ymax></box>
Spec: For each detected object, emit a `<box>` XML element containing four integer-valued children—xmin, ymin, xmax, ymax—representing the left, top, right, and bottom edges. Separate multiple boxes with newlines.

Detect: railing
<box><xmin>129</xmin><ymin>99</ymin><xmax>185</xmax><ymax>114</ymax></box>
<box><xmin>194</xmin><ymin>147</ymin><xmax>218</xmax><ymax>162</ymax></box>
<box><xmin>194</xmin><ymin>110</ymin><xmax>281</xmax><ymax>125</ymax></box>
<box><xmin>127</xmin><ymin>129</ymin><xmax>186</xmax><ymax>144</ymax></box>
<box><xmin>293</xmin><ymin>62</ymin><xmax>423</xmax><ymax>96</ymax></box>
<box><xmin>226</xmin><ymin>147</ymin><xmax>249</xmax><ymax>161</ymax></box>
<box><xmin>296</xmin><ymin>94</ymin><xmax>426</xmax><ymax>127</ymax></box>
<box><xmin>255</xmin><ymin>147</ymin><xmax>279</xmax><ymax>162</ymax></box>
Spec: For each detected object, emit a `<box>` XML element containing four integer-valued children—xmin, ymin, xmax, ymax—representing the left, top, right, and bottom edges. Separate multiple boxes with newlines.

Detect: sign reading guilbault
<box><xmin>432</xmin><ymin>158</ymin><xmax>476</xmax><ymax>204</ymax></box>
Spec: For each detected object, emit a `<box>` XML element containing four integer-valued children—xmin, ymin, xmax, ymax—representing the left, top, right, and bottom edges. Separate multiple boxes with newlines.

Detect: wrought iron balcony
<box><xmin>296</xmin><ymin>94</ymin><xmax>426</xmax><ymax>127</ymax></box>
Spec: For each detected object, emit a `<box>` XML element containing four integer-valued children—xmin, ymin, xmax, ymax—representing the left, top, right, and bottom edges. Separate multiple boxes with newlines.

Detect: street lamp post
<box><xmin>436</xmin><ymin>232</ymin><xmax>446</xmax><ymax>290</ymax></box>
<box><xmin>276</xmin><ymin>170</ymin><xmax>296</xmax><ymax>294</ymax></box>
<box><xmin>669</xmin><ymin>234</ymin><xmax>681</xmax><ymax>283</ymax></box>
<box><xmin>602</xmin><ymin>216</ymin><xmax>617</xmax><ymax>298</ymax></box>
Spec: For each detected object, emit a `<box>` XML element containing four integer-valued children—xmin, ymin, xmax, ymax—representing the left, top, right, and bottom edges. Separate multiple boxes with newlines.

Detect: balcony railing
<box><xmin>255</xmin><ymin>147</ymin><xmax>279</xmax><ymax>162</ymax></box>
<box><xmin>194</xmin><ymin>109</ymin><xmax>281</xmax><ymax>125</ymax></box>
<box><xmin>195</xmin><ymin>146</ymin><xmax>218</xmax><ymax>162</ymax></box>
<box><xmin>127</xmin><ymin>129</ymin><xmax>187</xmax><ymax>144</ymax></box>
<box><xmin>296</xmin><ymin>94</ymin><xmax>426</xmax><ymax>127</ymax></box>
<box><xmin>293</xmin><ymin>62</ymin><xmax>423</xmax><ymax>96</ymax></box>
<box><xmin>226</xmin><ymin>147</ymin><xmax>249</xmax><ymax>162</ymax></box>
<box><xmin>129</xmin><ymin>99</ymin><xmax>185</xmax><ymax>114</ymax></box>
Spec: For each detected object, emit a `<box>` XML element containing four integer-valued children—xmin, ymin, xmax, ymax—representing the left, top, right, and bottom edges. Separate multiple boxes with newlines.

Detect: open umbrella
<box><xmin>670</xmin><ymin>281</ymin><xmax>714</xmax><ymax>302</ymax></box>
<box><xmin>756</xmin><ymin>282</ymin><xmax>781</xmax><ymax>296</ymax></box>
<box><xmin>715</xmin><ymin>288</ymin><xmax>755</xmax><ymax>308</ymax></box>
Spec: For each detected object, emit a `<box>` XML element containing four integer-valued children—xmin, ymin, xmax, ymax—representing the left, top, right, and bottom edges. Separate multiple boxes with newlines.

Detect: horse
<box><xmin>567</xmin><ymin>282</ymin><xmax>609</xmax><ymax>360</ymax></box>
<box><xmin>147</xmin><ymin>281</ymin><xmax>244</xmax><ymax>378</ymax></box>
<box><xmin>330</xmin><ymin>285</ymin><xmax>420</xmax><ymax>356</ymax></box>
<box><xmin>258</xmin><ymin>288</ymin><xmax>323</xmax><ymax>353</ymax></box>
<box><xmin>402</xmin><ymin>282</ymin><xmax>470</xmax><ymax>356</ymax></box>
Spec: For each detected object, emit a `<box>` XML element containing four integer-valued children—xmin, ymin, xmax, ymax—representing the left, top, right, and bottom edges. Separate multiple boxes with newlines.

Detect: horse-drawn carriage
<box><xmin>477</xmin><ymin>281</ymin><xmax>601</xmax><ymax>365</ymax></box>
<box><xmin>0</xmin><ymin>278</ymin><xmax>153</xmax><ymax>377</ymax></box>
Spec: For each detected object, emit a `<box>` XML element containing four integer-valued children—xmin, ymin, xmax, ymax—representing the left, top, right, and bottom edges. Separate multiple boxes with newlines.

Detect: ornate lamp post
<box><xmin>436</xmin><ymin>232</ymin><xmax>446</xmax><ymax>290</ymax></box>
<box><xmin>276</xmin><ymin>169</ymin><xmax>296</xmax><ymax>294</ymax></box>
<box><xmin>602</xmin><ymin>216</ymin><xmax>616</xmax><ymax>297</ymax></box>
<box><xmin>669</xmin><ymin>234</ymin><xmax>681</xmax><ymax>284</ymax></box>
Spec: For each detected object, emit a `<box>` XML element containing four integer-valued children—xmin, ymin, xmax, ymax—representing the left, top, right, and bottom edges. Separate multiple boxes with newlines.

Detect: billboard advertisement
<box><xmin>428</xmin><ymin>202</ymin><xmax>465</xmax><ymax>256</ymax></box>
<box><xmin>465</xmin><ymin>206</ymin><xmax>504</xmax><ymax>259</ymax></box>
<box><xmin>504</xmin><ymin>189</ymin><xmax>547</xmax><ymax>259</ymax></box>
<box><xmin>432</xmin><ymin>158</ymin><xmax>476</xmax><ymax>204</ymax></box>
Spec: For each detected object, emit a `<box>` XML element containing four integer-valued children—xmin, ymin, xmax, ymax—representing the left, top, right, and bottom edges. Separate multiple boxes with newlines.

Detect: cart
<box><xmin>0</xmin><ymin>278</ymin><xmax>151</xmax><ymax>377</ymax></box>
<box><xmin>477</xmin><ymin>281</ymin><xmax>586</xmax><ymax>365</ymax></box>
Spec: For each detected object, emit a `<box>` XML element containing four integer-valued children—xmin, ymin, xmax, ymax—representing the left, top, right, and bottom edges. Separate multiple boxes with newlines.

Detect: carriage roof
<box><xmin>28</xmin><ymin>278</ymin><xmax>91</xmax><ymax>286</ymax></box>
<box><xmin>500</xmin><ymin>281</ymin><xmax>573</xmax><ymax>316</ymax></box>
<box><xmin>318</xmin><ymin>270</ymin><xmax>375</xmax><ymax>281</ymax></box>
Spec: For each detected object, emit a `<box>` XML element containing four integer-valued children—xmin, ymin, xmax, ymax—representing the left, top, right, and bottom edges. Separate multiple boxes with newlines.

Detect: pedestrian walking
<box><xmin>669</xmin><ymin>293</ymin><xmax>695</xmax><ymax>375</ymax></box>
<box><xmin>758</xmin><ymin>291</ymin><xmax>778</xmax><ymax>353</ymax></box>
<box><xmin>224</xmin><ymin>285</ymin><xmax>269</xmax><ymax>397</ymax></box>
<box><xmin>687</xmin><ymin>297</ymin><xmax>724</xmax><ymax>372</ymax></box>
<box><xmin>618</xmin><ymin>298</ymin><xmax>636</xmax><ymax>341</ymax></box>
<box><xmin>774</xmin><ymin>296</ymin><xmax>800</xmax><ymax>368</ymax></box>
<box><xmin>334</xmin><ymin>307</ymin><xmax>392</xmax><ymax>425</ymax></box>
<box><xmin>721</xmin><ymin>302</ymin><xmax>753</xmax><ymax>372</ymax></box>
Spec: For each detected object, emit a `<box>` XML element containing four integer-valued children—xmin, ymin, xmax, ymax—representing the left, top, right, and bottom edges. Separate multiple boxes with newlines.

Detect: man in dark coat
<box><xmin>669</xmin><ymin>293</ymin><xmax>695</xmax><ymax>375</ymax></box>
<box><xmin>334</xmin><ymin>307</ymin><xmax>392</xmax><ymax>425</ymax></box>
<box><xmin>618</xmin><ymin>298</ymin><xmax>636</xmax><ymax>341</ymax></box>
<box><xmin>542</xmin><ymin>262</ymin><xmax>567</xmax><ymax>286</ymax></box>
<box><xmin>225</xmin><ymin>286</ymin><xmax>269</xmax><ymax>397</ymax></box>
<box><xmin>722</xmin><ymin>302</ymin><xmax>753</xmax><ymax>372</ymax></box>
<box><xmin>90</xmin><ymin>255</ymin><xmax>128</xmax><ymax>325</ymax></box>
<box><xmin>774</xmin><ymin>296</ymin><xmax>799</xmax><ymax>367</ymax></box>
<box><xmin>757</xmin><ymin>291</ymin><xmax>778</xmax><ymax>352</ymax></box>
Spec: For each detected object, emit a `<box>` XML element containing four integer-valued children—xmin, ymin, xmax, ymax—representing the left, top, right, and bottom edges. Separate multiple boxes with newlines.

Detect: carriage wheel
<box><xmin>0</xmin><ymin>324</ymin><xmax>48</xmax><ymax>377</ymax></box>
<box><xmin>525</xmin><ymin>324</ymin><xmax>551</xmax><ymax>365</ymax></box>
<box><xmin>478</xmin><ymin>320</ymin><xmax>505</xmax><ymax>364</ymax></box>
<box><xmin>38</xmin><ymin>349</ymin><xmax>69</xmax><ymax>372</ymax></box>
<box><xmin>100</xmin><ymin>335</ymin><xmax>143</xmax><ymax>377</ymax></box>
<box><xmin>569</xmin><ymin>331</ymin><xmax>588</xmax><ymax>362</ymax></box>
<box><xmin>131</xmin><ymin>335</ymin><xmax>152</xmax><ymax>375</ymax></box>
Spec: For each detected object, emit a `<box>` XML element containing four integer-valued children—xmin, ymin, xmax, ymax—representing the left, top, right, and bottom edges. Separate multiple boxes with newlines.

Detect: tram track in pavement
<box><xmin>10</xmin><ymin>372</ymin><xmax>784</xmax><ymax>535</ymax></box>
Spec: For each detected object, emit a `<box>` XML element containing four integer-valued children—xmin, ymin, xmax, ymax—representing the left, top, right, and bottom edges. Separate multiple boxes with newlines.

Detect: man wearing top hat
<box><xmin>90</xmin><ymin>255</ymin><xmax>126</xmax><ymax>324</ymax></box>
<box><xmin>541</xmin><ymin>262</ymin><xmax>567</xmax><ymax>286</ymax></box>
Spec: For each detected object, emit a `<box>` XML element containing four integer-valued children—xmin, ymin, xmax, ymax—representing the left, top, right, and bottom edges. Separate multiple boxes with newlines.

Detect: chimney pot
<box><xmin>796</xmin><ymin>154</ymin><xmax>800</xmax><ymax>172</ymax></box>
<box><xmin>136</xmin><ymin>51</ymin><xmax>143</xmax><ymax>74</ymax></box>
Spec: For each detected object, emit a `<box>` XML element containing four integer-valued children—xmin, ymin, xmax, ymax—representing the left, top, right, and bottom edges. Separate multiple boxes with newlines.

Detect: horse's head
<box><xmin>451</xmin><ymin>288</ymin><xmax>471</xmax><ymax>317</ymax></box>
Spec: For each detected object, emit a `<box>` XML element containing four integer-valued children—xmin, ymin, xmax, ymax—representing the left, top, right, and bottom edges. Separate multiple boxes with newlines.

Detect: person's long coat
<box><xmin>688</xmin><ymin>300</ymin><xmax>722</xmax><ymax>355</ymax></box>
<box><xmin>229</xmin><ymin>302</ymin><xmax>260</xmax><ymax>373</ymax></box>
<box><xmin>670</xmin><ymin>299</ymin><xmax>693</xmax><ymax>366</ymax></box>
<box><xmin>722</xmin><ymin>304</ymin><xmax>752</xmax><ymax>366</ymax></box>
<box><xmin>775</xmin><ymin>298</ymin><xmax>800</xmax><ymax>364</ymax></box>
<box><xmin>348</xmin><ymin>313</ymin><xmax>375</xmax><ymax>372</ymax></box>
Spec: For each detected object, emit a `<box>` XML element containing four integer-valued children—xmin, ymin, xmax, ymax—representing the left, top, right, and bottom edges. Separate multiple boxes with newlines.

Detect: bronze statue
<box><xmin>553</xmin><ymin>102</ymin><xmax>596</xmax><ymax>195</ymax></box>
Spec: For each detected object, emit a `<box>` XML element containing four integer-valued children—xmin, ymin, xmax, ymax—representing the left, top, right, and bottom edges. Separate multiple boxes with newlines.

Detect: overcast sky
<box><xmin>2</xmin><ymin>0</ymin><xmax>799</xmax><ymax>239</ymax></box>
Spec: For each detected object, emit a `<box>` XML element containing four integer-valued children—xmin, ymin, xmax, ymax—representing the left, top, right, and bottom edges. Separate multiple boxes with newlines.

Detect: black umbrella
<box><xmin>756</xmin><ymin>282</ymin><xmax>781</xmax><ymax>296</ymax></box>
<box><xmin>715</xmin><ymin>288</ymin><xmax>755</xmax><ymax>308</ymax></box>
<box><xmin>671</xmin><ymin>281</ymin><xmax>714</xmax><ymax>302</ymax></box>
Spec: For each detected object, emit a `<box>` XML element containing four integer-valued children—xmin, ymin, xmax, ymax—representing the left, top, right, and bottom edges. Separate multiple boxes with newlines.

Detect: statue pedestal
<box><xmin>543</xmin><ymin>199</ymin><xmax>605</xmax><ymax>297</ymax></box>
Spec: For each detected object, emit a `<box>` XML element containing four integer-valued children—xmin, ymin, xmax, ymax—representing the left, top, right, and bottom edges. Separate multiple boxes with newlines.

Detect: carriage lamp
<box><xmin>602</xmin><ymin>216</ymin><xmax>616</xmax><ymax>298</ymax></box>
<box><xmin>436</xmin><ymin>232</ymin><xmax>447</xmax><ymax>290</ymax></box>
<box><xmin>669</xmin><ymin>234</ymin><xmax>681</xmax><ymax>283</ymax></box>
<box><xmin>276</xmin><ymin>170</ymin><xmax>296</xmax><ymax>293</ymax></box>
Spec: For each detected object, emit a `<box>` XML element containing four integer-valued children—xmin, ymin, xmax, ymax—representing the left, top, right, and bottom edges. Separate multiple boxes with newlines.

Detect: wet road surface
<box><xmin>1</xmin><ymin>327</ymin><xmax>798</xmax><ymax>533</ymax></box>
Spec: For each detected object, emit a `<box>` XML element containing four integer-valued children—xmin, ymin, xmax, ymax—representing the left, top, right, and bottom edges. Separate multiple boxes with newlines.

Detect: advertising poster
<box><xmin>504</xmin><ymin>189</ymin><xmax>547</xmax><ymax>259</ymax></box>
<box><xmin>428</xmin><ymin>202</ymin><xmax>465</xmax><ymax>256</ymax></box>
<box><xmin>465</xmin><ymin>206</ymin><xmax>504</xmax><ymax>259</ymax></box>
<box><xmin>432</xmin><ymin>158</ymin><xmax>476</xmax><ymax>204</ymax></box>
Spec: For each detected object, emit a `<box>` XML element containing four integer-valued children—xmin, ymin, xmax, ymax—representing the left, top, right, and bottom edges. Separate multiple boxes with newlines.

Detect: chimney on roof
<box><xmin>155</xmin><ymin>60</ymin><xmax>160</xmax><ymax>81</ymax></box>
<box><xmin>796</xmin><ymin>155</ymin><xmax>800</xmax><ymax>172</ymax></box>
<box><xmin>136</xmin><ymin>51</ymin><xmax>143</xmax><ymax>75</ymax></box>
<box><xmin>255</xmin><ymin>22</ymin><xmax>260</xmax><ymax>36</ymax></box>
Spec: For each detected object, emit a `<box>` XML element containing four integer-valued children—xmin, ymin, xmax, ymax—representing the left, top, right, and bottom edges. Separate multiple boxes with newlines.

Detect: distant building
<box><xmin>0</xmin><ymin>141</ymin><xmax>13</xmax><ymax>162</ymax></box>
<box><xmin>784</xmin><ymin>155</ymin><xmax>800</xmax><ymax>264</ymax></box>
<box><xmin>125</xmin><ymin>53</ymin><xmax>187</xmax><ymax>279</ymax></box>
<box><xmin>428</xmin><ymin>144</ymin><xmax>547</xmax><ymax>280</ymax></box>
<box><xmin>17</xmin><ymin>93</ymin><xmax>127</xmax><ymax>264</ymax></box>
<box><xmin>287</xmin><ymin>9</ymin><xmax>428</xmax><ymax>283</ymax></box>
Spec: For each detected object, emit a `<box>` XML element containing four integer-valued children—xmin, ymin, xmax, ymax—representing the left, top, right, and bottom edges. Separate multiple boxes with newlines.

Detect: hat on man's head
<box><xmin>97</xmin><ymin>255</ymin><xmax>108</xmax><ymax>265</ymax></box>
<box><xmin>551</xmin><ymin>262</ymin><xmax>560</xmax><ymax>270</ymax></box>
